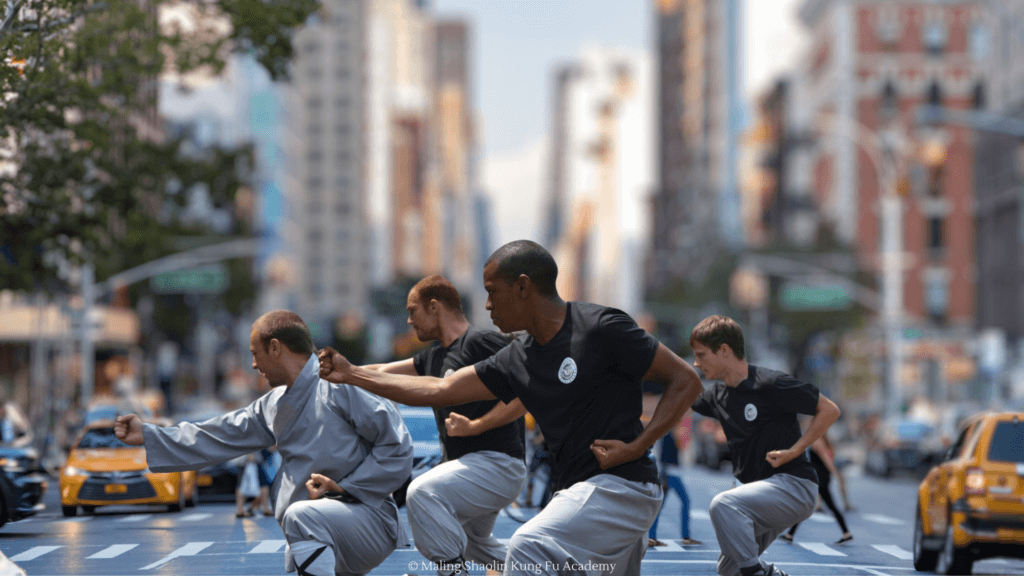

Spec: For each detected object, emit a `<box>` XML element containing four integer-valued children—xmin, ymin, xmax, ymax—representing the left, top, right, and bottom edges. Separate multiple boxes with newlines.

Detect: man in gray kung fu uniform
<box><xmin>115</xmin><ymin>310</ymin><xmax>412</xmax><ymax>576</ymax></box>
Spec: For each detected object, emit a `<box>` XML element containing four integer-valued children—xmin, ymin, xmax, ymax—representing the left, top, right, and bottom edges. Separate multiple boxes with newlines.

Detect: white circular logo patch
<box><xmin>744</xmin><ymin>403</ymin><xmax>758</xmax><ymax>422</ymax></box>
<box><xmin>558</xmin><ymin>357</ymin><xmax>578</xmax><ymax>384</ymax></box>
<box><xmin>444</xmin><ymin>369</ymin><xmax>455</xmax><ymax>378</ymax></box>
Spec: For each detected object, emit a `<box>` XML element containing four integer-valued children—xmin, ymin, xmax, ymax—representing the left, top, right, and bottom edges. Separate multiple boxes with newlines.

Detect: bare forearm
<box><xmin>791</xmin><ymin>402</ymin><xmax>840</xmax><ymax>454</ymax></box>
<box><xmin>631</xmin><ymin>372</ymin><xmax>702</xmax><ymax>454</ymax></box>
<box><xmin>346</xmin><ymin>366</ymin><xmax>448</xmax><ymax>407</ymax></box>
<box><xmin>472</xmin><ymin>399</ymin><xmax>527</xmax><ymax>434</ymax></box>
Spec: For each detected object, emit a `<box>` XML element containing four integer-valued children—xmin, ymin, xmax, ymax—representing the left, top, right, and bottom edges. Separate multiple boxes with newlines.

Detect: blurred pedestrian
<box><xmin>689</xmin><ymin>315</ymin><xmax>841</xmax><ymax>576</ymax></box>
<box><xmin>0</xmin><ymin>398</ymin><xmax>32</xmax><ymax>448</ymax></box>
<box><xmin>781</xmin><ymin>437</ymin><xmax>853</xmax><ymax>545</ymax></box>
<box><xmin>648</xmin><ymin>420</ymin><xmax>701</xmax><ymax>547</ymax></box>
<box><xmin>116</xmin><ymin>310</ymin><xmax>412</xmax><ymax>576</ymax></box>
<box><xmin>236</xmin><ymin>452</ymin><xmax>261</xmax><ymax>517</ymax></box>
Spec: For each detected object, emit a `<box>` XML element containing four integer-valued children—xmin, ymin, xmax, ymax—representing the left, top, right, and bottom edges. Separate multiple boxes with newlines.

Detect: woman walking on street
<box><xmin>781</xmin><ymin>436</ymin><xmax>852</xmax><ymax>545</ymax></box>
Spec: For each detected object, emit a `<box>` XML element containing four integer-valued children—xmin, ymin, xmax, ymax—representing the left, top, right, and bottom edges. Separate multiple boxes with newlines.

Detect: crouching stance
<box><xmin>116</xmin><ymin>311</ymin><xmax>412</xmax><ymax>576</ymax></box>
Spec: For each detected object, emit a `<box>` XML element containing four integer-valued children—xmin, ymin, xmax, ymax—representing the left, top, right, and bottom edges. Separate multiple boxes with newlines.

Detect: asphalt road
<box><xmin>3</xmin><ymin>464</ymin><xmax>1023</xmax><ymax>576</ymax></box>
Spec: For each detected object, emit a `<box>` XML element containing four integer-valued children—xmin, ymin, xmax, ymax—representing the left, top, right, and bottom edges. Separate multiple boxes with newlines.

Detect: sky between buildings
<box><xmin>432</xmin><ymin>0</ymin><xmax>807</xmax><ymax>246</ymax></box>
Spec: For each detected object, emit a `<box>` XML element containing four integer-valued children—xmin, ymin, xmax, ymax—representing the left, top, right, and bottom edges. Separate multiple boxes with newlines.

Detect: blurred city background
<box><xmin>2</xmin><ymin>0</ymin><xmax>1024</xmax><ymax>479</ymax></box>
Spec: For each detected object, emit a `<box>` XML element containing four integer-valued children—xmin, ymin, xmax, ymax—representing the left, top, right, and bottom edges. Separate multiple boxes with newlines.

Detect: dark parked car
<box><xmin>0</xmin><ymin>445</ymin><xmax>47</xmax><ymax>529</ymax></box>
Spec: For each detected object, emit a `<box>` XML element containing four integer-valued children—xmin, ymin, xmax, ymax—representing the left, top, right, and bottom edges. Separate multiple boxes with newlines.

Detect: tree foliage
<box><xmin>0</xmin><ymin>0</ymin><xmax>318</xmax><ymax>292</ymax></box>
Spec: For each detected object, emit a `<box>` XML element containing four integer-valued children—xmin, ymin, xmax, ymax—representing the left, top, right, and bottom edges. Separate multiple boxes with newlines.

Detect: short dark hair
<box><xmin>412</xmin><ymin>275</ymin><xmax>464</xmax><ymax>315</ymax></box>
<box><xmin>255</xmin><ymin>310</ymin><xmax>315</xmax><ymax>355</ymax></box>
<box><xmin>690</xmin><ymin>315</ymin><xmax>745</xmax><ymax>360</ymax></box>
<box><xmin>484</xmin><ymin>240</ymin><xmax>558</xmax><ymax>297</ymax></box>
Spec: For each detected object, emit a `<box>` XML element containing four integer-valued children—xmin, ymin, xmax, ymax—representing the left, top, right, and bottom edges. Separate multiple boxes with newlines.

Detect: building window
<box><xmin>969</xmin><ymin>22</ymin><xmax>992</xmax><ymax>62</ymax></box>
<box><xmin>335</xmin><ymin>150</ymin><xmax>350</xmax><ymax>164</ymax></box>
<box><xmin>335</xmin><ymin>176</ymin><xmax>350</xmax><ymax>190</ymax></box>
<box><xmin>335</xmin><ymin>124</ymin><xmax>350</xmax><ymax>136</ymax></box>
<box><xmin>927</xmin><ymin>217</ymin><xmax>944</xmax><ymax>260</ymax></box>
<box><xmin>927</xmin><ymin>82</ymin><xmax>942</xmax><ymax>107</ymax></box>
<box><xmin>923</xmin><ymin>267</ymin><xmax>950</xmax><ymax>323</ymax></box>
<box><xmin>307</xmin><ymin>178</ymin><xmax>323</xmax><ymax>191</ymax></box>
<box><xmin>308</xmin><ymin>229</ymin><xmax>323</xmax><ymax>243</ymax></box>
<box><xmin>306</xmin><ymin>67</ymin><xmax>322</xmax><ymax>81</ymax></box>
<box><xmin>302</xmin><ymin>41</ymin><xmax>321</xmax><ymax>54</ymax></box>
<box><xmin>307</xmin><ymin>124</ymin><xmax>323</xmax><ymax>137</ymax></box>
<box><xmin>335</xmin><ymin>96</ymin><xmax>350</xmax><ymax>109</ymax></box>
<box><xmin>335</xmin><ymin>67</ymin><xmax>350</xmax><ymax>79</ymax></box>
<box><xmin>923</xmin><ymin>20</ymin><xmax>947</xmax><ymax>55</ymax></box>
<box><xmin>336</xmin><ymin>229</ymin><xmax>350</xmax><ymax>243</ymax></box>
<box><xmin>878</xmin><ymin>12</ymin><xmax>900</xmax><ymax>49</ymax></box>
<box><xmin>972</xmin><ymin>83</ymin><xmax>986</xmax><ymax>110</ymax></box>
<box><xmin>307</xmin><ymin>151</ymin><xmax>323</xmax><ymax>164</ymax></box>
<box><xmin>307</xmin><ymin>97</ymin><xmax>324</xmax><ymax>110</ymax></box>
<box><xmin>335</xmin><ymin>203</ymin><xmax>350</xmax><ymax>216</ymax></box>
<box><xmin>881</xmin><ymin>81</ymin><xmax>898</xmax><ymax>120</ymax></box>
<box><xmin>335</xmin><ymin>284</ymin><xmax>350</xmax><ymax>295</ymax></box>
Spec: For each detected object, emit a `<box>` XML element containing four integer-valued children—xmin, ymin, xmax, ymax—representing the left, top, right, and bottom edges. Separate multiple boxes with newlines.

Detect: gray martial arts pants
<box><xmin>407</xmin><ymin>451</ymin><xmax>528</xmax><ymax>569</ymax></box>
<box><xmin>708</xmin><ymin>472</ymin><xmax>817</xmax><ymax>576</ymax></box>
<box><xmin>282</xmin><ymin>496</ymin><xmax>403</xmax><ymax>576</ymax></box>
<box><xmin>504</xmin><ymin>474</ymin><xmax>663</xmax><ymax>576</ymax></box>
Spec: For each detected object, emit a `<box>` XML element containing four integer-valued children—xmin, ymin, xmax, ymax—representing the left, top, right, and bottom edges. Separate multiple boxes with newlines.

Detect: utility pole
<box><xmin>80</xmin><ymin>263</ymin><xmax>95</xmax><ymax>410</ymax></box>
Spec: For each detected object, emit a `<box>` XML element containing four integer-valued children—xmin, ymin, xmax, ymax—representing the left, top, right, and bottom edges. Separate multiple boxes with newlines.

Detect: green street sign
<box><xmin>151</xmin><ymin>264</ymin><xmax>229</xmax><ymax>294</ymax></box>
<box><xmin>780</xmin><ymin>282</ymin><xmax>852</xmax><ymax>311</ymax></box>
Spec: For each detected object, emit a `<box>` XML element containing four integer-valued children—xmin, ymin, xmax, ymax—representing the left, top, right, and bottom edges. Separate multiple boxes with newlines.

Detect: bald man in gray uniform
<box><xmin>115</xmin><ymin>311</ymin><xmax>412</xmax><ymax>576</ymax></box>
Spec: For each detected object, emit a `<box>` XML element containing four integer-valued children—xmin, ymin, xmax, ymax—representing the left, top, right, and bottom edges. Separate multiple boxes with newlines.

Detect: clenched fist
<box><xmin>317</xmin><ymin>347</ymin><xmax>353</xmax><ymax>383</ymax></box>
<box><xmin>306</xmin><ymin>473</ymin><xmax>342</xmax><ymax>500</ymax></box>
<box><xmin>445</xmin><ymin>412</ymin><xmax>475</xmax><ymax>437</ymax></box>
<box><xmin>114</xmin><ymin>414</ymin><xmax>145</xmax><ymax>446</ymax></box>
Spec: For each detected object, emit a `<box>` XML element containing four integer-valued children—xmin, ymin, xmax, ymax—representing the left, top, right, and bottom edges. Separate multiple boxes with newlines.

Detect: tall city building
<box><xmin>285</xmin><ymin>0</ymin><xmax>368</xmax><ymax>337</ymax></box>
<box><xmin>973</xmin><ymin>1</ymin><xmax>1024</xmax><ymax>343</ymax></box>
<box><xmin>547</xmin><ymin>48</ymin><xmax>653</xmax><ymax>316</ymax></box>
<box><xmin>794</xmin><ymin>0</ymin><xmax>992</xmax><ymax>399</ymax></box>
<box><xmin>646</xmin><ymin>0</ymin><xmax>745</xmax><ymax>299</ymax></box>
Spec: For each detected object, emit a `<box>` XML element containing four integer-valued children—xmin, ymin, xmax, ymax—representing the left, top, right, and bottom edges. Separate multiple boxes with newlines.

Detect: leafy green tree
<box><xmin>0</xmin><ymin>0</ymin><xmax>318</xmax><ymax>292</ymax></box>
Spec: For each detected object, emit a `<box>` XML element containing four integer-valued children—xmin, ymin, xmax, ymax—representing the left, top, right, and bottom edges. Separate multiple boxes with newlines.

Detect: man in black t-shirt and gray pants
<box><xmin>318</xmin><ymin>240</ymin><xmax>704</xmax><ymax>576</ymax></box>
<box><xmin>362</xmin><ymin>275</ymin><xmax>526</xmax><ymax>576</ymax></box>
<box><xmin>689</xmin><ymin>315</ymin><xmax>841</xmax><ymax>576</ymax></box>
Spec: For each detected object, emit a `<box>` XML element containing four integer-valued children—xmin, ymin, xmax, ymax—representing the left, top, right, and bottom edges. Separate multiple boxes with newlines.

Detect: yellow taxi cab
<box><xmin>913</xmin><ymin>411</ymin><xmax>1024</xmax><ymax>574</ymax></box>
<box><xmin>60</xmin><ymin>420</ymin><xmax>197</xmax><ymax>516</ymax></box>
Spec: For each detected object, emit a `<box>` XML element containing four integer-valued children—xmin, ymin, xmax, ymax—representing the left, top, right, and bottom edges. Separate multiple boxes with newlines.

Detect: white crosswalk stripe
<box><xmin>691</xmin><ymin>510</ymin><xmax>711</xmax><ymax>520</ymax></box>
<box><xmin>863</xmin><ymin>513</ymin><xmax>904</xmax><ymax>525</ymax></box>
<box><xmin>807</xmin><ymin>512</ymin><xmax>832</xmax><ymax>523</ymax></box>
<box><xmin>141</xmin><ymin>541</ymin><xmax>214</xmax><ymax>570</ymax></box>
<box><xmin>87</xmin><ymin>544</ymin><xmax>138</xmax><ymax>559</ymax></box>
<box><xmin>179</xmin><ymin>513</ymin><xmax>212</xmax><ymax>522</ymax></box>
<box><xmin>796</xmin><ymin>542</ymin><xmax>846</xmax><ymax>556</ymax></box>
<box><xmin>62</xmin><ymin>516</ymin><xmax>93</xmax><ymax>523</ymax></box>
<box><xmin>650</xmin><ymin>540</ymin><xmax>686</xmax><ymax>552</ymax></box>
<box><xmin>248</xmin><ymin>540</ymin><xmax>287</xmax><ymax>554</ymax></box>
<box><xmin>117</xmin><ymin>514</ymin><xmax>153</xmax><ymax>522</ymax></box>
<box><xmin>872</xmin><ymin>544</ymin><xmax>912</xmax><ymax>560</ymax></box>
<box><xmin>10</xmin><ymin>546</ymin><xmax>62</xmax><ymax>562</ymax></box>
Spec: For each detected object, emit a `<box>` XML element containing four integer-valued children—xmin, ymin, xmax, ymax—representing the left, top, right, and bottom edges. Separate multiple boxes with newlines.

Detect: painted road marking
<box><xmin>140</xmin><ymin>542</ymin><xmax>213</xmax><ymax>570</ymax></box>
<box><xmin>248</xmin><ymin>540</ymin><xmax>287</xmax><ymax>554</ymax></box>
<box><xmin>117</xmin><ymin>514</ymin><xmax>152</xmax><ymax>522</ymax></box>
<box><xmin>872</xmin><ymin>545</ymin><xmax>912</xmax><ymax>560</ymax></box>
<box><xmin>10</xmin><ymin>546</ymin><xmax>62</xmax><ymax>561</ymax></box>
<box><xmin>797</xmin><ymin>542</ymin><xmax>847</xmax><ymax>556</ymax></box>
<box><xmin>87</xmin><ymin>544</ymin><xmax>138</xmax><ymax>559</ymax></box>
<box><xmin>864</xmin><ymin>513</ymin><xmax>905</xmax><ymax>525</ymax></box>
<box><xmin>179</xmin><ymin>513</ymin><xmax>212</xmax><ymax>522</ymax></box>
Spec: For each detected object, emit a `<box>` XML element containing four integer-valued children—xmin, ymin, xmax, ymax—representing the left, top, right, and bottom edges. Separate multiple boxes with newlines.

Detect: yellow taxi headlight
<box><xmin>63</xmin><ymin>465</ymin><xmax>87</xmax><ymax>477</ymax></box>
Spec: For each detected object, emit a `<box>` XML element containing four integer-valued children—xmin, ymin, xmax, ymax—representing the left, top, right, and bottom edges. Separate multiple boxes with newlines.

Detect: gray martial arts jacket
<box><xmin>142</xmin><ymin>355</ymin><xmax>413</xmax><ymax>533</ymax></box>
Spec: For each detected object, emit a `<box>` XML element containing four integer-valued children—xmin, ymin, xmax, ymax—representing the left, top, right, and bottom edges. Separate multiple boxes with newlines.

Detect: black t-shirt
<box><xmin>692</xmin><ymin>365</ymin><xmax>819</xmax><ymax>485</ymax></box>
<box><xmin>413</xmin><ymin>327</ymin><xmax>525</xmax><ymax>462</ymax></box>
<box><xmin>474</xmin><ymin>301</ymin><xmax>660</xmax><ymax>492</ymax></box>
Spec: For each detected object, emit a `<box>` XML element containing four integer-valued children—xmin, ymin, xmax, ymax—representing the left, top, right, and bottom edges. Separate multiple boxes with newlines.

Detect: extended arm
<box><xmin>591</xmin><ymin>343</ymin><xmax>703</xmax><ymax>469</ymax></box>
<box><xmin>318</xmin><ymin>347</ymin><xmax>496</xmax><ymax>407</ymax></box>
<box><xmin>446</xmin><ymin>398</ymin><xmax>527</xmax><ymax>437</ymax></box>
<box><xmin>115</xmin><ymin>401</ymin><xmax>275</xmax><ymax>473</ymax></box>
<box><xmin>766</xmin><ymin>394</ymin><xmax>841</xmax><ymax>468</ymax></box>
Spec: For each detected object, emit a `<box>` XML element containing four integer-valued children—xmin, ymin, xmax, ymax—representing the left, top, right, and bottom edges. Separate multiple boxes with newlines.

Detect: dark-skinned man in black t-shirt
<box><xmin>318</xmin><ymin>240</ymin><xmax>704</xmax><ymax>576</ymax></box>
<box><xmin>689</xmin><ymin>315</ymin><xmax>841</xmax><ymax>576</ymax></box>
<box><xmin>359</xmin><ymin>275</ymin><xmax>525</xmax><ymax>576</ymax></box>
